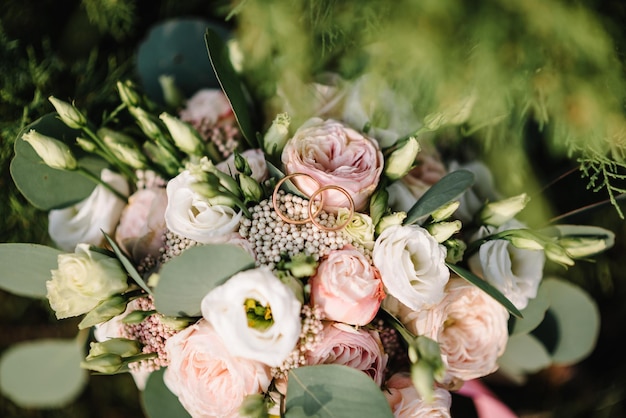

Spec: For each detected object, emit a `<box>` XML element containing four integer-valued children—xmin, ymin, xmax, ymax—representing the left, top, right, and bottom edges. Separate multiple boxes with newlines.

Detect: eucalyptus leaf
<box><xmin>509</xmin><ymin>289</ymin><xmax>550</xmax><ymax>335</ymax></box>
<box><xmin>0</xmin><ymin>243</ymin><xmax>61</xmax><ymax>298</ymax></box>
<box><xmin>497</xmin><ymin>333</ymin><xmax>552</xmax><ymax>384</ymax></box>
<box><xmin>153</xmin><ymin>244</ymin><xmax>256</xmax><ymax>317</ymax></box>
<box><xmin>404</xmin><ymin>170</ymin><xmax>475</xmax><ymax>225</ymax></box>
<box><xmin>446</xmin><ymin>262</ymin><xmax>523</xmax><ymax>318</ymax></box>
<box><xmin>285</xmin><ymin>364</ymin><xmax>394</xmax><ymax>418</ymax></box>
<box><xmin>0</xmin><ymin>339</ymin><xmax>87</xmax><ymax>408</ymax></box>
<box><xmin>10</xmin><ymin>113</ymin><xmax>108</xmax><ymax>210</ymax></box>
<box><xmin>205</xmin><ymin>27</ymin><xmax>257</xmax><ymax>148</ymax></box>
<box><xmin>103</xmin><ymin>232</ymin><xmax>152</xmax><ymax>296</ymax></box>
<box><xmin>141</xmin><ymin>368</ymin><xmax>191</xmax><ymax>418</ymax></box>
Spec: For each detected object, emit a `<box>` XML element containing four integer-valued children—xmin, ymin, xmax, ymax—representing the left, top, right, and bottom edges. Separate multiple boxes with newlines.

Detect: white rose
<box><xmin>468</xmin><ymin>220</ymin><xmax>545</xmax><ymax>310</ymax></box>
<box><xmin>373</xmin><ymin>225</ymin><xmax>449</xmax><ymax>311</ymax></box>
<box><xmin>46</xmin><ymin>243</ymin><xmax>128</xmax><ymax>319</ymax></box>
<box><xmin>48</xmin><ymin>169</ymin><xmax>129</xmax><ymax>251</ymax></box>
<box><xmin>201</xmin><ymin>267</ymin><xmax>302</xmax><ymax>367</ymax></box>
<box><xmin>216</xmin><ymin>148</ymin><xmax>269</xmax><ymax>182</ymax></box>
<box><xmin>164</xmin><ymin>170</ymin><xmax>242</xmax><ymax>243</ymax></box>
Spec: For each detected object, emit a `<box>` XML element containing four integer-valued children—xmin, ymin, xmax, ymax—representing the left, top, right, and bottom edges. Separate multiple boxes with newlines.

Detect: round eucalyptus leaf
<box><xmin>141</xmin><ymin>368</ymin><xmax>191</xmax><ymax>418</ymax></box>
<box><xmin>137</xmin><ymin>18</ymin><xmax>230</xmax><ymax>103</ymax></box>
<box><xmin>0</xmin><ymin>243</ymin><xmax>61</xmax><ymax>299</ymax></box>
<box><xmin>0</xmin><ymin>339</ymin><xmax>87</xmax><ymax>408</ymax></box>
<box><xmin>509</xmin><ymin>289</ymin><xmax>550</xmax><ymax>335</ymax></box>
<box><xmin>497</xmin><ymin>333</ymin><xmax>552</xmax><ymax>384</ymax></box>
<box><xmin>10</xmin><ymin>113</ymin><xmax>108</xmax><ymax>210</ymax></box>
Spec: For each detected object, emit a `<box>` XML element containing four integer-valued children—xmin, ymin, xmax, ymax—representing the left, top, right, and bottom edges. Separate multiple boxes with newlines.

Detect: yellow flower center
<box><xmin>244</xmin><ymin>298</ymin><xmax>274</xmax><ymax>330</ymax></box>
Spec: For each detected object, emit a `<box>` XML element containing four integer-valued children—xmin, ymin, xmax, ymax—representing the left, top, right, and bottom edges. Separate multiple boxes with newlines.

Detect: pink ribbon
<box><xmin>457</xmin><ymin>380</ymin><xmax>517</xmax><ymax>418</ymax></box>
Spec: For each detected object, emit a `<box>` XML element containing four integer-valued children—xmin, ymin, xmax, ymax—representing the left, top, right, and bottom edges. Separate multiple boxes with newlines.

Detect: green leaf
<box><xmin>266</xmin><ymin>161</ymin><xmax>307</xmax><ymax>199</ymax></box>
<box><xmin>497</xmin><ymin>333</ymin><xmax>552</xmax><ymax>384</ymax></box>
<box><xmin>446</xmin><ymin>262</ymin><xmax>523</xmax><ymax>318</ymax></box>
<box><xmin>0</xmin><ymin>243</ymin><xmax>61</xmax><ymax>298</ymax></box>
<box><xmin>103</xmin><ymin>232</ymin><xmax>153</xmax><ymax>296</ymax></box>
<box><xmin>403</xmin><ymin>170</ymin><xmax>475</xmax><ymax>225</ymax></box>
<box><xmin>285</xmin><ymin>365</ymin><xmax>394</xmax><ymax>418</ymax></box>
<box><xmin>153</xmin><ymin>244</ymin><xmax>256</xmax><ymax>317</ymax></box>
<box><xmin>509</xmin><ymin>289</ymin><xmax>550</xmax><ymax>335</ymax></box>
<box><xmin>10</xmin><ymin>113</ymin><xmax>108</xmax><ymax>210</ymax></box>
<box><xmin>0</xmin><ymin>339</ymin><xmax>87</xmax><ymax>408</ymax></box>
<box><xmin>141</xmin><ymin>368</ymin><xmax>191</xmax><ymax>418</ymax></box>
<box><xmin>205</xmin><ymin>27</ymin><xmax>258</xmax><ymax>148</ymax></box>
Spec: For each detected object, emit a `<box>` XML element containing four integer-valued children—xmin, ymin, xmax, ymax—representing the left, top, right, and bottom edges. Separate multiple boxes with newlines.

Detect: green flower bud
<box><xmin>544</xmin><ymin>243</ymin><xmax>575</xmax><ymax>267</ymax></box>
<box><xmin>281</xmin><ymin>253</ymin><xmax>318</xmax><ymax>278</ymax></box>
<box><xmin>87</xmin><ymin>338</ymin><xmax>142</xmax><ymax>358</ymax></box>
<box><xmin>240</xmin><ymin>174</ymin><xmax>264</xmax><ymax>204</ymax></box>
<box><xmin>78</xmin><ymin>295</ymin><xmax>128</xmax><ymax>329</ymax></box>
<box><xmin>121</xmin><ymin>309</ymin><xmax>156</xmax><ymax>324</ymax></box>
<box><xmin>444</xmin><ymin>239</ymin><xmax>466</xmax><ymax>264</ymax></box>
<box><xmin>411</xmin><ymin>361</ymin><xmax>435</xmax><ymax>402</ymax></box>
<box><xmin>478</xmin><ymin>193</ymin><xmax>530</xmax><ymax>226</ymax></box>
<box><xmin>263</xmin><ymin>112</ymin><xmax>290</xmax><ymax>157</ymax></box>
<box><xmin>76</xmin><ymin>137</ymin><xmax>97</xmax><ymax>153</ymax></box>
<box><xmin>22</xmin><ymin>130</ymin><xmax>77</xmax><ymax>170</ymax></box>
<box><xmin>99</xmin><ymin>127</ymin><xmax>147</xmax><ymax>169</ymax></box>
<box><xmin>384</xmin><ymin>136</ymin><xmax>420</xmax><ymax>181</ymax></box>
<box><xmin>430</xmin><ymin>201</ymin><xmax>461</xmax><ymax>222</ymax></box>
<box><xmin>558</xmin><ymin>236</ymin><xmax>612</xmax><ymax>258</ymax></box>
<box><xmin>160</xmin><ymin>316</ymin><xmax>196</xmax><ymax>331</ymax></box>
<box><xmin>129</xmin><ymin>107</ymin><xmax>163</xmax><ymax>140</ymax></box>
<box><xmin>117</xmin><ymin>80</ymin><xmax>142</xmax><ymax>108</ymax></box>
<box><xmin>506</xmin><ymin>230</ymin><xmax>545</xmax><ymax>251</ymax></box>
<box><xmin>375</xmin><ymin>212</ymin><xmax>407</xmax><ymax>235</ymax></box>
<box><xmin>426</xmin><ymin>220</ymin><xmax>462</xmax><ymax>243</ymax></box>
<box><xmin>80</xmin><ymin>353</ymin><xmax>123</xmax><ymax>374</ymax></box>
<box><xmin>239</xmin><ymin>394</ymin><xmax>269</xmax><ymax>418</ymax></box>
<box><xmin>234</xmin><ymin>152</ymin><xmax>252</xmax><ymax>176</ymax></box>
<box><xmin>143</xmin><ymin>141</ymin><xmax>179</xmax><ymax>176</ymax></box>
<box><xmin>369</xmin><ymin>188</ymin><xmax>389</xmax><ymax>226</ymax></box>
<box><xmin>159</xmin><ymin>112</ymin><xmax>203</xmax><ymax>155</ymax></box>
<box><xmin>158</xmin><ymin>75</ymin><xmax>185</xmax><ymax>109</ymax></box>
<box><xmin>48</xmin><ymin>96</ymin><xmax>87</xmax><ymax>129</ymax></box>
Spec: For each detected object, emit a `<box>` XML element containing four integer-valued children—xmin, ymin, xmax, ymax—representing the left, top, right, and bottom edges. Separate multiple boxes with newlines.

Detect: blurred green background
<box><xmin>1</xmin><ymin>0</ymin><xmax>626</xmax><ymax>417</ymax></box>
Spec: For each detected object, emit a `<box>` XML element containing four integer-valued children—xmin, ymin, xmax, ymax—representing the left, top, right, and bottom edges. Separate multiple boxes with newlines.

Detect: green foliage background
<box><xmin>1</xmin><ymin>0</ymin><xmax>626</xmax><ymax>417</ymax></box>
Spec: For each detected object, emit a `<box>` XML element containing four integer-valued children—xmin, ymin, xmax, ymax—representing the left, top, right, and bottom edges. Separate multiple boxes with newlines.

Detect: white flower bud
<box><xmin>375</xmin><ymin>211</ymin><xmax>406</xmax><ymax>235</ymax></box>
<box><xmin>430</xmin><ymin>200</ymin><xmax>461</xmax><ymax>222</ymax></box>
<box><xmin>544</xmin><ymin>243</ymin><xmax>575</xmax><ymax>267</ymax></box>
<box><xmin>87</xmin><ymin>338</ymin><xmax>142</xmax><ymax>358</ymax></box>
<box><xmin>478</xmin><ymin>193</ymin><xmax>530</xmax><ymax>226</ymax></box>
<box><xmin>263</xmin><ymin>112</ymin><xmax>290</xmax><ymax>156</ymax></box>
<box><xmin>160</xmin><ymin>112</ymin><xmax>204</xmax><ymax>155</ymax></box>
<box><xmin>158</xmin><ymin>75</ymin><xmax>185</xmax><ymax>109</ymax></box>
<box><xmin>239</xmin><ymin>174</ymin><xmax>264</xmax><ymax>203</ymax></box>
<box><xmin>129</xmin><ymin>107</ymin><xmax>162</xmax><ymax>139</ymax></box>
<box><xmin>99</xmin><ymin>127</ymin><xmax>147</xmax><ymax>169</ymax></box>
<box><xmin>80</xmin><ymin>353</ymin><xmax>123</xmax><ymax>374</ymax></box>
<box><xmin>117</xmin><ymin>80</ymin><xmax>142</xmax><ymax>107</ymax></box>
<box><xmin>48</xmin><ymin>96</ymin><xmax>87</xmax><ymax>129</ymax></box>
<box><xmin>426</xmin><ymin>220</ymin><xmax>462</xmax><ymax>243</ymax></box>
<box><xmin>384</xmin><ymin>136</ymin><xmax>420</xmax><ymax>181</ymax></box>
<box><xmin>78</xmin><ymin>295</ymin><xmax>128</xmax><ymax>329</ymax></box>
<box><xmin>22</xmin><ymin>129</ymin><xmax>77</xmax><ymax>170</ymax></box>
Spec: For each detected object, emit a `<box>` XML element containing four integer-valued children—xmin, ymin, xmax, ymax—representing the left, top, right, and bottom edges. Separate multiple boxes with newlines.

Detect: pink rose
<box><xmin>115</xmin><ymin>187</ymin><xmax>167</xmax><ymax>263</ymax></box>
<box><xmin>384</xmin><ymin>373</ymin><xmax>452</xmax><ymax>418</ymax></box>
<box><xmin>411</xmin><ymin>278</ymin><xmax>509</xmax><ymax>383</ymax></box>
<box><xmin>164</xmin><ymin>319</ymin><xmax>271</xmax><ymax>418</ymax></box>
<box><xmin>179</xmin><ymin>89</ymin><xmax>234</xmax><ymax>127</ymax></box>
<box><xmin>309</xmin><ymin>246</ymin><xmax>385</xmax><ymax>326</ymax></box>
<box><xmin>306</xmin><ymin>322</ymin><xmax>387</xmax><ymax>386</ymax></box>
<box><xmin>281</xmin><ymin>118</ymin><xmax>384</xmax><ymax>212</ymax></box>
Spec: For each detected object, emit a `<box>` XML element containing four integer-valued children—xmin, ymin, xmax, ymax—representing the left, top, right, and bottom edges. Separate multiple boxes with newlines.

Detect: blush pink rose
<box><xmin>309</xmin><ymin>246</ymin><xmax>385</xmax><ymax>326</ymax></box>
<box><xmin>384</xmin><ymin>373</ymin><xmax>452</xmax><ymax>418</ymax></box>
<box><xmin>306</xmin><ymin>322</ymin><xmax>387</xmax><ymax>386</ymax></box>
<box><xmin>179</xmin><ymin>89</ymin><xmax>234</xmax><ymax>127</ymax></box>
<box><xmin>115</xmin><ymin>187</ymin><xmax>167</xmax><ymax>263</ymax></box>
<box><xmin>164</xmin><ymin>319</ymin><xmax>271</xmax><ymax>418</ymax></box>
<box><xmin>281</xmin><ymin>117</ymin><xmax>384</xmax><ymax>212</ymax></box>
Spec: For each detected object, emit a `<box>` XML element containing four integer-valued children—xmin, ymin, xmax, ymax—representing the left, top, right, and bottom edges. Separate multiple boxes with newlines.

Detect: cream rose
<box><xmin>468</xmin><ymin>220</ymin><xmax>545</xmax><ymax>310</ymax></box>
<box><xmin>48</xmin><ymin>169</ymin><xmax>129</xmax><ymax>251</ymax></box>
<box><xmin>310</xmin><ymin>246</ymin><xmax>384</xmax><ymax>326</ymax></box>
<box><xmin>46</xmin><ymin>243</ymin><xmax>128</xmax><ymax>319</ymax></box>
<box><xmin>115</xmin><ymin>187</ymin><xmax>167</xmax><ymax>263</ymax></box>
<box><xmin>412</xmin><ymin>278</ymin><xmax>510</xmax><ymax>383</ymax></box>
<box><xmin>164</xmin><ymin>170</ymin><xmax>242</xmax><ymax>243</ymax></box>
<box><xmin>373</xmin><ymin>224</ymin><xmax>449</xmax><ymax>311</ymax></box>
<box><xmin>337</xmin><ymin>208</ymin><xmax>375</xmax><ymax>249</ymax></box>
<box><xmin>164</xmin><ymin>319</ymin><xmax>271</xmax><ymax>418</ymax></box>
<box><xmin>306</xmin><ymin>322</ymin><xmax>387</xmax><ymax>386</ymax></box>
<box><xmin>216</xmin><ymin>148</ymin><xmax>269</xmax><ymax>183</ymax></box>
<box><xmin>201</xmin><ymin>267</ymin><xmax>302</xmax><ymax>367</ymax></box>
<box><xmin>384</xmin><ymin>373</ymin><xmax>452</xmax><ymax>418</ymax></box>
<box><xmin>281</xmin><ymin>117</ymin><xmax>384</xmax><ymax>212</ymax></box>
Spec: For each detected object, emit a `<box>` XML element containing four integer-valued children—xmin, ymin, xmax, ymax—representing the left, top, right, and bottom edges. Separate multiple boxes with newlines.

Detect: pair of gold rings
<box><xmin>271</xmin><ymin>173</ymin><xmax>355</xmax><ymax>232</ymax></box>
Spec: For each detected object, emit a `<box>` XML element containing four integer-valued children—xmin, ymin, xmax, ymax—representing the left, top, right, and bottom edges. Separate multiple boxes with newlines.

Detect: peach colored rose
<box><xmin>306</xmin><ymin>322</ymin><xmax>387</xmax><ymax>386</ymax></box>
<box><xmin>410</xmin><ymin>278</ymin><xmax>510</xmax><ymax>383</ymax></box>
<box><xmin>281</xmin><ymin>117</ymin><xmax>384</xmax><ymax>212</ymax></box>
<box><xmin>384</xmin><ymin>373</ymin><xmax>452</xmax><ymax>418</ymax></box>
<box><xmin>309</xmin><ymin>246</ymin><xmax>384</xmax><ymax>326</ymax></box>
<box><xmin>115</xmin><ymin>187</ymin><xmax>167</xmax><ymax>263</ymax></box>
<box><xmin>164</xmin><ymin>319</ymin><xmax>271</xmax><ymax>418</ymax></box>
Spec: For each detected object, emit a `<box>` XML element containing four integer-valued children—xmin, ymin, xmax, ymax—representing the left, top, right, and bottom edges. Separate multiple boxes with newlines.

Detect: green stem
<box><xmin>76</xmin><ymin>166</ymin><xmax>128</xmax><ymax>203</ymax></box>
<box><xmin>83</xmin><ymin>126</ymin><xmax>137</xmax><ymax>181</ymax></box>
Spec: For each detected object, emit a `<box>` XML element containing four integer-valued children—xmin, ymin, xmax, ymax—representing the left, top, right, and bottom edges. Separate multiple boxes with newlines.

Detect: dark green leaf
<box><xmin>285</xmin><ymin>365</ymin><xmax>394</xmax><ymax>418</ymax></box>
<box><xmin>142</xmin><ymin>368</ymin><xmax>191</xmax><ymax>418</ymax></box>
<box><xmin>0</xmin><ymin>339</ymin><xmax>87</xmax><ymax>408</ymax></box>
<box><xmin>153</xmin><ymin>244</ymin><xmax>256</xmax><ymax>317</ymax></box>
<box><xmin>266</xmin><ymin>161</ymin><xmax>307</xmax><ymax>198</ymax></box>
<box><xmin>446</xmin><ymin>262</ymin><xmax>523</xmax><ymax>318</ymax></box>
<box><xmin>404</xmin><ymin>170</ymin><xmax>475</xmax><ymax>225</ymax></box>
<box><xmin>0</xmin><ymin>243</ymin><xmax>61</xmax><ymax>298</ymax></box>
<box><xmin>205</xmin><ymin>27</ymin><xmax>257</xmax><ymax>148</ymax></box>
<box><xmin>10</xmin><ymin>113</ymin><xmax>108</xmax><ymax>210</ymax></box>
<box><xmin>103</xmin><ymin>232</ymin><xmax>153</xmax><ymax>296</ymax></box>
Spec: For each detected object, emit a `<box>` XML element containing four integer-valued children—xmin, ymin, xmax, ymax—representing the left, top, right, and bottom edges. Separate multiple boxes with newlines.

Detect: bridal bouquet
<box><xmin>0</xmin><ymin>25</ymin><xmax>616</xmax><ymax>418</ymax></box>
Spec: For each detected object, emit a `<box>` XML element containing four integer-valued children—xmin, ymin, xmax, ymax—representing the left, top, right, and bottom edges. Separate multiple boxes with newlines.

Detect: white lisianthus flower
<box><xmin>468</xmin><ymin>219</ymin><xmax>545</xmax><ymax>310</ymax></box>
<box><xmin>47</xmin><ymin>243</ymin><xmax>128</xmax><ymax>319</ymax></box>
<box><xmin>373</xmin><ymin>224</ymin><xmax>449</xmax><ymax>311</ymax></box>
<box><xmin>165</xmin><ymin>170</ymin><xmax>242</xmax><ymax>243</ymax></box>
<box><xmin>48</xmin><ymin>169</ymin><xmax>129</xmax><ymax>251</ymax></box>
<box><xmin>201</xmin><ymin>268</ymin><xmax>302</xmax><ymax>367</ymax></box>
